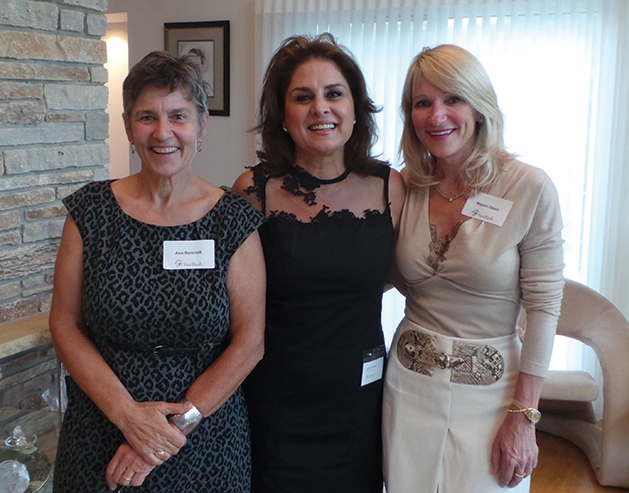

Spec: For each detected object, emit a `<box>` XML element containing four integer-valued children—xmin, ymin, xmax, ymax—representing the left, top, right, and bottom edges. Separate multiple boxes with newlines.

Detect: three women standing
<box><xmin>51</xmin><ymin>35</ymin><xmax>561</xmax><ymax>493</ymax></box>
<box><xmin>233</xmin><ymin>33</ymin><xmax>404</xmax><ymax>492</ymax></box>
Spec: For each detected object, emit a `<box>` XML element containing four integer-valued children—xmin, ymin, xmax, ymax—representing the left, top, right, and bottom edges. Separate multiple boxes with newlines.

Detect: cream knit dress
<box><xmin>383</xmin><ymin>160</ymin><xmax>564</xmax><ymax>493</ymax></box>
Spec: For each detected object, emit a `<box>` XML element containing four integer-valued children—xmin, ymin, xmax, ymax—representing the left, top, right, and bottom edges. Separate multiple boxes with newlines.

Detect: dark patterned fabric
<box><xmin>243</xmin><ymin>163</ymin><xmax>395</xmax><ymax>493</ymax></box>
<box><xmin>53</xmin><ymin>181</ymin><xmax>265</xmax><ymax>493</ymax></box>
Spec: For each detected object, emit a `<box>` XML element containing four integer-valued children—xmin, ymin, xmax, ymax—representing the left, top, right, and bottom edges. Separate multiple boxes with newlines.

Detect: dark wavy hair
<box><xmin>122</xmin><ymin>50</ymin><xmax>211</xmax><ymax>126</ymax></box>
<box><xmin>256</xmin><ymin>33</ymin><xmax>384</xmax><ymax>175</ymax></box>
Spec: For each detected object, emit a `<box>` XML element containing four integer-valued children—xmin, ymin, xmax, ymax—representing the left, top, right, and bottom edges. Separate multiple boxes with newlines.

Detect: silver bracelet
<box><xmin>167</xmin><ymin>401</ymin><xmax>204</xmax><ymax>435</ymax></box>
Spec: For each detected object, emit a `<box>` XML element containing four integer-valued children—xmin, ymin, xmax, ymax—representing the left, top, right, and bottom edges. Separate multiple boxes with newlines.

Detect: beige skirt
<box><xmin>383</xmin><ymin>319</ymin><xmax>531</xmax><ymax>493</ymax></box>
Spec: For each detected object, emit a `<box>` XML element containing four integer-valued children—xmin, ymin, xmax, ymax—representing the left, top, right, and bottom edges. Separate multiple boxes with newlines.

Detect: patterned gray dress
<box><xmin>53</xmin><ymin>181</ymin><xmax>265</xmax><ymax>493</ymax></box>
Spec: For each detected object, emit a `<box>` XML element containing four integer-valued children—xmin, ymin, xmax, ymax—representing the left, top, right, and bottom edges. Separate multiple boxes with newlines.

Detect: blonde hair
<box><xmin>399</xmin><ymin>45</ymin><xmax>514</xmax><ymax>190</ymax></box>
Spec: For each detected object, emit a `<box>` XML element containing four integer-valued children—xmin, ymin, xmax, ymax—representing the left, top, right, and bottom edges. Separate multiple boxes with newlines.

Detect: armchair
<box><xmin>535</xmin><ymin>279</ymin><xmax>629</xmax><ymax>488</ymax></box>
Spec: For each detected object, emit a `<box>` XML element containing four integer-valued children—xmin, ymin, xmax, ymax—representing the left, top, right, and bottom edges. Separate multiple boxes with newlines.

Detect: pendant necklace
<box><xmin>433</xmin><ymin>184</ymin><xmax>470</xmax><ymax>202</ymax></box>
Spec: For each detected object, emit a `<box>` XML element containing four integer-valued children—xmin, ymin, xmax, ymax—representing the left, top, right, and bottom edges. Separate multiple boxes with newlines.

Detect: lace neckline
<box><xmin>268</xmin><ymin>206</ymin><xmax>386</xmax><ymax>224</ymax></box>
<box><xmin>281</xmin><ymin>165</ymin><xmax>350</xmax><ymax>206</ymax></box>
<box><xmin>427</xmin><ymin>221</ymin><xmax>462</xmax><ymax>270</ymax></box>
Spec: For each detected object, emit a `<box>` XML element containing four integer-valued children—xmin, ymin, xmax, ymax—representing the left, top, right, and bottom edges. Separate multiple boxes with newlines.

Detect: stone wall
<box><xmin>0</xmin><ymin>0</ymin><xmax>110</xmax><ymax>410</ymax></box>
<box><xmin>0</xmin><ymin>0</ymin><xmax>110</xmax><ymax>324</ymax></box>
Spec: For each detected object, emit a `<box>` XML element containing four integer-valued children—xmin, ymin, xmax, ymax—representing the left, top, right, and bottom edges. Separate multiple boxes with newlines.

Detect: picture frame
<box><xmin>164</xmin><ymin>20</ymin><xmax>230</xmax><ymax>116</ymax></box>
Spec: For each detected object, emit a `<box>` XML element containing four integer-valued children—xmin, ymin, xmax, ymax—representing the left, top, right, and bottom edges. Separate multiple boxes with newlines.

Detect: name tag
<box><xmin>462</xmin><ymin>193</ymin><xmax>513</xmax><ymax>227</ymax></box>
<box><xmin>163</xmin><ymin>240</ymin><xmax>215</xmax><ymax>270</ymax></box>
<box><xmin>361</xmin><ymin>345</ymin><xmax>386</xmax><ymax>387</ymax></box>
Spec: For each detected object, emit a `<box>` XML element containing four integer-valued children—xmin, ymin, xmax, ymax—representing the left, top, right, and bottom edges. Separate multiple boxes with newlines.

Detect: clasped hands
<box><xmin>106</xmin><ymin>400</ymin><xmax>193</xmax><ymax>490</ymax></box>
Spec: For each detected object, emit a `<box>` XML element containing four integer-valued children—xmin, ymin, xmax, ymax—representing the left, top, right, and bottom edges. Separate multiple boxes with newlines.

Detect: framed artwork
<box><xmin>164</xmin><ymin>20</ymin><xmax>230</xmax><ymax>116</ymax></box>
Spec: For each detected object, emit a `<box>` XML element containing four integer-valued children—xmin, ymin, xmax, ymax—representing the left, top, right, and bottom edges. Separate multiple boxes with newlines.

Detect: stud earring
<box><xmin>282</xmin><ymin>127</ymin><xmax>288</xmax><ymax>133</ymax></box>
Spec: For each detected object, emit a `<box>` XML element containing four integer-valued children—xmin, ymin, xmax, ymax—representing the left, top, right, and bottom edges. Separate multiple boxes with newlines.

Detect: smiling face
<box><xmin>282</xmin><ymin>58</ymin><xmax>355</xmax><ymax>166</ymax></box>
<box><xmin>123</xmin><ymin>85</ymin><xmax>208</xmax><ymax>178</ymax></box>
<box><xmin>411</xmin><ymin>74</ymin><xmax>479</xmax><ymax>169</ymax></box>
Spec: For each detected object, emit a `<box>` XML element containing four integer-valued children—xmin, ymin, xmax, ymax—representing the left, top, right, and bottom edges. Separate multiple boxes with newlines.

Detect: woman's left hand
<box><xmin>490</xmin><ymin>412</ymin><xmax>538</xmax><ymax>488</ymax></box>
<box><xmin>106</xmin><ymin>442</ymin><xmax>156</xmax><ymax>490</ymax></box>
<box><xmin>112</xmin><ymin>400</ymin><xmax>189</xmax><ymax>467</ymax></box>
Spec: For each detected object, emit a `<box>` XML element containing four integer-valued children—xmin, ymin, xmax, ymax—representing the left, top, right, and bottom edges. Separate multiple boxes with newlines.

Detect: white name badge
<box><xmin>361</xmin><ymin>345</ymin><xmax>386</xmax><ymax>387</ymax></box>
<box><xmin>163</xmin><ymin>240</ymin><xmax>215</xmax><ymax>270</ymax></box>
<box><xmin>462</xmin><ymin>193</ymin><xmax>513</xmax><ymax>227</ymax></box>
<box><xmin>361</xmin><ymin>357</ymin><xmax>384</xmax><ymax>386</ymax></box>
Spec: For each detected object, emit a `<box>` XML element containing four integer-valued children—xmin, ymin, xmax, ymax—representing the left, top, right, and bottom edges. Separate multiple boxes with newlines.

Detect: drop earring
<box><xmin>130</xmin><ymin>144</ymin><xmax>136</xmax><ymax>154</ymax></box>
<box><xmin>197</xmin><ymin>141</ymin><xmax>202</xmax><ymax>152</ymax></box>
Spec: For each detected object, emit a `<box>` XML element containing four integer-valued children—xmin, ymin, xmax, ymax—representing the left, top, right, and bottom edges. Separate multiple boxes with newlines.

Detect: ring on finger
<box><xmin>123</xmin><ymin>475</ymin><xmax>133</xmax><ymax>482</ymax></box>
<box><xmin>156</xmin><ymin>450</ymin><xmax>166</xmax><ymax>458</ymax></box>
<box><xmin>514</xmin><ymin>472</ymin><xmax>527</xmax><ymax>479</ymax></box>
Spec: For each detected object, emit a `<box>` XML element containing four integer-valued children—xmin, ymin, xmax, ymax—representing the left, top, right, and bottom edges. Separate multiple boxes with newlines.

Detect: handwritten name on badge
<box><xmin>361</xmin><ymin>345</ymin><xmax>386</xmax><ymax>387</ymax></box>
<box><xmin>462</xmin><ymin>193</ymin><xmax>513</xmax><ymax>227</ymax></box>
<box><xmin>163</xmin><ymin>240</ymin><xmax>215</xmax><ymax>270</ymax></box>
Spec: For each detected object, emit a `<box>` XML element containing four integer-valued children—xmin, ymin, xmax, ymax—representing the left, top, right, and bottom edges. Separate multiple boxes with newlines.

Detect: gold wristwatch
<box><xmin>507</xmin><ymin>398</ymin><xmax>541</xmax><ymax>424</ymax></box>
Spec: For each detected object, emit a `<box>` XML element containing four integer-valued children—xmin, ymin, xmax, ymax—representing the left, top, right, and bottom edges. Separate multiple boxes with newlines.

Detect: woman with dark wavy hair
<box><xmin>254</xmin><ymin>33</ymin><xmax>382</xmax><ymax>176</ymax></box>
<box><xmin>233</xmin><ymin>33</ymin><xmax>405</xmax><ymax>492</ymax></box>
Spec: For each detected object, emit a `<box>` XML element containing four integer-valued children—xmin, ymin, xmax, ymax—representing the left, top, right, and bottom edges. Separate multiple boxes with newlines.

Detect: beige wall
<box><xmin>104</xmin><ymin>13</ymin><xmax>130</xmax><ymax>179</ymax></box>
<box><xmin>106</xmin><ymin>0</ymin><xmax>258</xmax><ymax>188</ymax></box>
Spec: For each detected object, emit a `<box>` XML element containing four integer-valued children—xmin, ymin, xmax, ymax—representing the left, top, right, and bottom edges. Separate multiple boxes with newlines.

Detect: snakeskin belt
<box><xmin>397</xmin><ymin>330</ymin><xmax>505</xmax><ymax>386</ymax></box>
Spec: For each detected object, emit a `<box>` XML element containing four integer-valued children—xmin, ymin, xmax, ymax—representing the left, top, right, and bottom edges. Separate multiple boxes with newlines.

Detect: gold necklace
<box><xmin>433</xmin><ymin>184</ymin><xmax>470</xmax><ymax>202</ymax></box>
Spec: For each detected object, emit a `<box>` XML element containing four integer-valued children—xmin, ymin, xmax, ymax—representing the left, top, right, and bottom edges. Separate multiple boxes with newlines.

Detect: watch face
<box><xmin>530</xmin><ymin>410</ymin><xmax>541</xmax><ymax>423</ymax></box>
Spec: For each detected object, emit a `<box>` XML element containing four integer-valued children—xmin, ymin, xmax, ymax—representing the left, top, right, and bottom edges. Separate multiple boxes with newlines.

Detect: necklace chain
<box><xmin>433</xmin><ymin>184</ymin><xmax>470</xmax><ymax>202</ymax></box>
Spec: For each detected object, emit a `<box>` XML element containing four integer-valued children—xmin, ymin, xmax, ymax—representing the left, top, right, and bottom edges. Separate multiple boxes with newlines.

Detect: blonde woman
<box><xmin>383</xmin><ymin>45</ymin><xmax>564</xmax><ymax>493</ymax></box>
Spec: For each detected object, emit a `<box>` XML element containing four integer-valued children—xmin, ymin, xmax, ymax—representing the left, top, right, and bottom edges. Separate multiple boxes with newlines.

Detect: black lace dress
<box><xmin>53</xmin><ymin>181</ymin><xmax>265</xmax><ymax>493</ymax></box>
<box><xmin>243</xmin><ymin>163</ymin><xmax>395</xmax><ymax>492</ymax></box>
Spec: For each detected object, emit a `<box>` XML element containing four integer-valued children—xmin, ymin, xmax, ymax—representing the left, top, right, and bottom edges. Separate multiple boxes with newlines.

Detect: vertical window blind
<box><xmin>255</xmin><ymin>0</ymin><xmax>629</xmax><ymax>415</ymax></box>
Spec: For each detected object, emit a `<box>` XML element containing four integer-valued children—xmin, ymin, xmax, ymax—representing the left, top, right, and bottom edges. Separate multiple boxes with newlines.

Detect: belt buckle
<box><xmin>396</xmin><ymin>330</ymin><xmax>505</xmax><ymax>386</ymax></box>
<box><xmin>434</xmin><ymin>352</ymin><xmax>450</xmax><ymax>369</ymax></box>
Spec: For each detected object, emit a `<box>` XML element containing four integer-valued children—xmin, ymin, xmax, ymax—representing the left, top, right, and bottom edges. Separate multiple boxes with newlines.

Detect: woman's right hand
<box><xmin>106</xmin><ymin>442</ymin><xmax>155</xmax><ymax>490</ymax></box>
<box><xmin>114</xmin><ymin>400</ymin><xmax>191</xmax><ymax>466</ymax></box>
